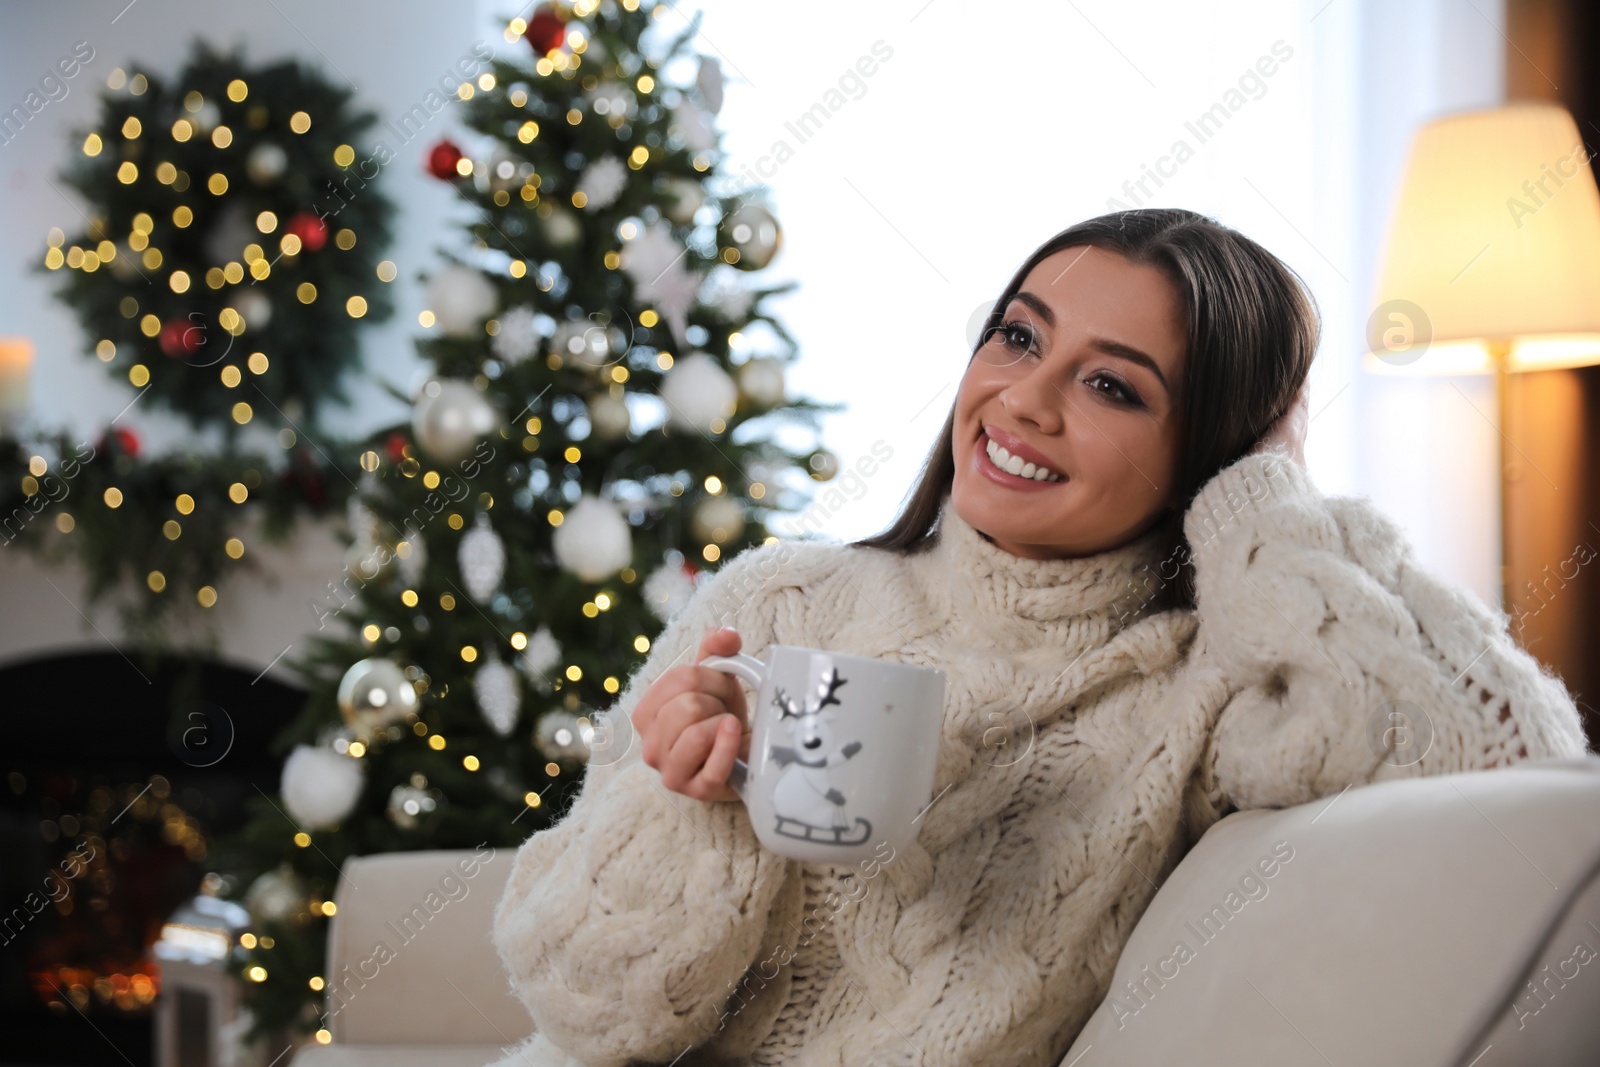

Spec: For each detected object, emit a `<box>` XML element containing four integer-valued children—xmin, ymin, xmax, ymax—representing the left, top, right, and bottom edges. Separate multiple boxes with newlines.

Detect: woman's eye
<box><xmin>1088</xmin><ymin>373</ymin><xmax>1140</xmax><ymax>406</ymax></box>
<box><xmin>989</xmin><ymin>320</ymin><xmax>1035</xmax><ymax>353</ymax></box>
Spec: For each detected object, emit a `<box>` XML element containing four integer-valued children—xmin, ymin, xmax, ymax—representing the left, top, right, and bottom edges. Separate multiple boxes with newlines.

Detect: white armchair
<box><xmin>293</xmin><ymin>757</ymin><xmax>1600</xmax><ymax>1067</ymax></box>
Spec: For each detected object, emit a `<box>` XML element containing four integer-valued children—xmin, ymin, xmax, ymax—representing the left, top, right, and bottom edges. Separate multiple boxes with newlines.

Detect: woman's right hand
<box><xmin>632</xmin><ymin>627</ymin><xmax>751</xmax><ymax>803</ymax></box>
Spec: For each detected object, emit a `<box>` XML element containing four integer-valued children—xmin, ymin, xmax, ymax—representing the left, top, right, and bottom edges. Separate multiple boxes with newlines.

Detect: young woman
<box><xmin>488</xmin><ymin>209</ymin><xmax>1590</xmax><ymax>1067</ymax></box>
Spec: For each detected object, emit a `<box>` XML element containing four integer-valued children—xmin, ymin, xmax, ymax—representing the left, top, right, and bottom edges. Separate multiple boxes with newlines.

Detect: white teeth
<box><xmin>984</xmin><ymin>433</ymin><xmax>1062</xmax><ymax>482</ymax></box>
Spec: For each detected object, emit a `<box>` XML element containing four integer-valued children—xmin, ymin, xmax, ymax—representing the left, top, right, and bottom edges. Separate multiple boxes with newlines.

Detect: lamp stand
<box><xmin>1491</xmin><ymin>337</ymin><xmax>1513</xmax><ymax>614</ymax></box>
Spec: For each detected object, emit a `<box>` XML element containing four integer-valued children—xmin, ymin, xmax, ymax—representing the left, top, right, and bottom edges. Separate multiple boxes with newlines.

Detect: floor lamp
<box><xmin>1365</xmin><ymin>102</ymin><xmax>1600</xmax><ymax>612</ymax></box>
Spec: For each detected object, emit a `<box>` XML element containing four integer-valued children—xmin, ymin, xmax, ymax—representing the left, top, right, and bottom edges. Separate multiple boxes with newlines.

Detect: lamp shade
<box><xmin>1367</xmin><ymin>103</ymin><xmax>1600</xmax><ymax>374</ymax></box>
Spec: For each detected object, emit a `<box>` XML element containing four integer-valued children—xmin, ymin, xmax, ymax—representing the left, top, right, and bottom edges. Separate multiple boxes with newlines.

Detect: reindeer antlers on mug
<box><xmin>773</xmin><ymin>667</ymin><xmax>848</xmax><ymax>720</ymax></box>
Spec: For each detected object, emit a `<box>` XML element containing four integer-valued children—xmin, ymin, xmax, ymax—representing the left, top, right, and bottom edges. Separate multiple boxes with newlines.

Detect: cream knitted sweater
<box><xmin>488</xmin><ymin>449</ymin><xmax>1589</xmax><ymax>1067</ymax></box>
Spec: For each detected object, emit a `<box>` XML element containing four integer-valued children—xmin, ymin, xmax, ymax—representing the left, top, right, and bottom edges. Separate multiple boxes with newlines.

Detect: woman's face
<box><xmin>950</xmin><ymin>245</ymin><xmax>1187</xmax><ymax>559</ymax></box>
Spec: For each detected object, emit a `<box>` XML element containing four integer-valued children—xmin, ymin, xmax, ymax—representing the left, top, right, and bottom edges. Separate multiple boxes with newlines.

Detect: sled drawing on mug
<box><xmin>766</xmin><ymin>666</ymin><xmax>874</xmax><ymax>845</ymax></box>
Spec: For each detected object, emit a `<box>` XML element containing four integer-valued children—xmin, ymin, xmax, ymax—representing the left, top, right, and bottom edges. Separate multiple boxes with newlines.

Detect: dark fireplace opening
<box><xmin>0</xmin><ymin>649</ymin><xmax>305</xmax><ymax>1067</ymax></box>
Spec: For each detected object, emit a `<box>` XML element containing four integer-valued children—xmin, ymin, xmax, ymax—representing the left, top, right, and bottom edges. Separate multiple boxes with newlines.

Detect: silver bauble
<box><xmin>535</xmin><ymin>711</ymin><xmax>593</xmax><ymax>764</ymax></box>
<box><xmin>692</xmin><ymin>495</ymin><xmax>745</xmax><ymax>544</ymax></box>
<box><xmin>736</xmin><ymin>357</ymin><xmax>786</xmax><ymax>407</ymax></box>
<box><xmin>337</xmin><ymin>658</ymin><xmax>418</xmax><ymax>735</ymax></box>
<box><xmin>344</xmin><ymin>540</ymin><xmax>396</xmax><ymax>584</ymax></box>
<box><xmin>659</xmin><ymin>176</ymin><xmax>706</xmax><ymax>226</ymax></box>
<box><xmin>412</xmin><ymin>379</ymin><xmax>499</xmax><ymax>463</ymax></box>
<box><xmin>244</xmin><ymin>866</ymin><xmax>306</xmax><ymax>925</ymax></box>
<box><xmin>718</xmin><ymin>204</ymin><xmax>781</xmax><ymax>270</ymax></box>
<box><xmin>542</xmin><ymin>204</ymin><xmax>583</xmax><ymax>248</ymax></box>
<box><xmin>806</xmin><ymin>448</ymin><xmax>841</xmax><ymax>482</ymax></box>
<box><xmin>385</xmin><ymin>784</ymin><xmax>439</xmax><ymax>830</ymax></box>
<box><xmin>586</xmin><ymin>392</ymin><xmax>632</xmax><ymax>440</ymax></box>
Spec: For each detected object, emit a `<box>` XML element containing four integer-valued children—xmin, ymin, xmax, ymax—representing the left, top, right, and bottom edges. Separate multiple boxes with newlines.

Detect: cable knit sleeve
<box><xmin>1184</xmin><ymin>447</ymin><xmax>1590</xmax><ymax>812</ymax></box>
<box><xmin>490</xmin><ymin>541</ymin><xmax>797</xmax><ymax>1067</ymax></box>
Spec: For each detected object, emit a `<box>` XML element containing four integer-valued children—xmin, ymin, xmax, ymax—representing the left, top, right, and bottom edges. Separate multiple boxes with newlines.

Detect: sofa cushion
<box><xmin>291</xmin><ymin>1044</ymin><xmax>511</xmax><ymax>1067</ymax></box>
<box><xmin>1059</xmin><ymin>757</ymin><xmax>1600</xmax><ymax>1066</ymax></box>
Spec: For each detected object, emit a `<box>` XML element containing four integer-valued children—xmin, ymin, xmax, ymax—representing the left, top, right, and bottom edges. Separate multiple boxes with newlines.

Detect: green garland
<box><xmin>0</xmin><ymin>427</ymin><xmax>355</xmax><ymax>645</ymax></box>
<box><xmin>44</xmin><ymin>41</ymin><xmax>396</xmax><ymax>436</ymax></box>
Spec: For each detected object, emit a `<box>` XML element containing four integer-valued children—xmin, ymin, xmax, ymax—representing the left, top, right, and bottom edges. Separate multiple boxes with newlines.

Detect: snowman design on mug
<box><xmin>768</xmin><ymin>664</ymin><xmax>873</xmax><ymax>846</ymax></box>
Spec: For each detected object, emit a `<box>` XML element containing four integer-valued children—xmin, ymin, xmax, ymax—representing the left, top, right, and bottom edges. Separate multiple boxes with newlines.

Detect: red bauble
<box><xmin>284</xmin><ymin>212</ymin><xmax>328</xmax><ymax>253</ymax></box>
<box><xmin>384</xmin><ymin>431</ymin><xmax>409</xmax><ymax>464</ymax></box>
<box><xmin>524</xmin><ymin>5</ymin><xmax>567</xmax><ymax>55</ymax></box>
<box><xmin>98</xmin><ymin>426</ymin><xmax>141</xmax><ymax>459</ymax></box>
<box><xmin>427</xmin><ymin>140</ymin><xmax>464</xmax><ymax>181</ymax></box>
<box><xmin>159</xmin><ymin>316</ymin><xmax>205</xmax><ymax>358</ymax></box>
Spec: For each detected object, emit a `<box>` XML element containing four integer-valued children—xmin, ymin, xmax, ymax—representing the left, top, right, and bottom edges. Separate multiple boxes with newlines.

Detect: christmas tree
<box><xmin>220</xmin><ymin>0</ymin><xmax>842</xmax><ymax>1044</ymax></box>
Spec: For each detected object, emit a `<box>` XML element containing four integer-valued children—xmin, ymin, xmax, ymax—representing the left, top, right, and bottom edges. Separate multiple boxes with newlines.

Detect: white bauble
<box><xmin>552</xmin><ymin>495</ymin><xmax>632</xmax><ymax>581</ymax></box>
<box><xmin>643</xmin><ymin>560</ymin><xmax>697</xmax><ymax>622</ymax></box>
<box><xmin>280</xmin><ymin>745</ymin><xmax>364</xmax><ymax>830</ymax></box>
<box><xmin>586</xmin><ymin>392</ymin><xmax>631</xmax><ymax>440</ymax></box>
<box><xmin>397</xmin><ymin>535</ymin><xmax>427</xmax><ymax>587</ymax></box>
<box><xmin>692</xmin><ymin>495</ymin><xmax>745</xmax><ymax>544</ymax></box>
<box><xmin>737</xmin><ymin>357</ymin><xmax>785</xmax><ymax>407</ymax></box>
<box><xmin>109</xmin><ymin>244</ymin><xmax>140</xmax><ymax>281</ymax></box>
<box><xmin>621</xmin><ymin>221</ymin><xmax>684</xmax><ymax>288</ymax></box>
<box><xmin>458</xmin><ymin>513</ymin><xmax>506</xmax><ymax>603</ymax></box>
<box><xmin>491</xmin><ymin>305</ymin><xmax>541</xmax><ymax>363</ymax></box>
<box><xmin>247</xmin><ymin>143</ymin><xmax>288</xmax><ymax>184</ymax></box>
<box><xmin>412</xmin><ymin>379</ymin><xmax>499</xmax><ymax>463</ymax></box>
<box><xmin>696</xmin><ymin>57</ymin><xmax>725</xmax><ymax>114</ymax></box>
<box><xmin>474</xmin><ymin>656</ymin><xmax>521</xmax><ymax>737</ymax></box>
<box><xmin>670</xmin><ymin>100</ymin><xmax>717</xmax><ymax>153</ymax></box>
<box><xmin>577</xmin><ymin>156</ymin><xmax>628</xmax><ymax>211</ymax></box>
<box><xmin>347</xmin><ymin>494</ymin><xmax>379</xmax><ymax>543</ymax></box>
<box><xmin>232</xmin><ymin>288</ymin><xmax>272</xmax><ymax>330</ymax></box>
<box><xmin>244</xmin><ymin>866</ymin><xmax>306</xmax><ymax>924</ymax></box>
<box><xmin>203</xmin><ymin>203</ymin><xmax>258</xmax><ymax>265</ymax></box>
<box><xmin>659</xmin><ymin>352</ymin><xmax>737</xmax><ymax>432</ymax></box>
<box><xmin>542</xmin><ymin>204</ymin><xmax>582</xmax><ymax>248</ymax></box>
<box><xmin>701</xmin><ymin>267</ymin><xmax>757</xmax><ymax>320</ymax></box>
<box><xmin>521</xmin><ymin>626</ymin><xmax>562</xmax><ymax>691</ymax></box>
<box><xmin>659</xmin><ymin>176</ymin><xmax>706</xmax><ymax>226</ymax></box>
<box><xmin>191</xmin><ymin>101</ymin><xmax>222</xmax><ymax>134</ymax></box>
<box><xmin>586</xmin><ymin>81</ymin><xmax>636</xmax><ymax>124</ymax></box>
<box><xmin>425</xmin><ymin>265</ymin><xmax>497</xmax><ymax>337</ymax></box>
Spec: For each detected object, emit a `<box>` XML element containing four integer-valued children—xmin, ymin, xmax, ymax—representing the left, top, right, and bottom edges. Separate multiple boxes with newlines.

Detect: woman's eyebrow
<box><xmin>1011</xmin><ymin>290</ymin><xmax>1170</xmax><ymax>394</ymax></box>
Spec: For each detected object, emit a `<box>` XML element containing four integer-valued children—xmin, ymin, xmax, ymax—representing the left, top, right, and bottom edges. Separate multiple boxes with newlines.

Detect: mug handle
<box><xmin>699</xmin><ymin>652</ymin><xmax>768</xmax><ymax>802</ymax></box>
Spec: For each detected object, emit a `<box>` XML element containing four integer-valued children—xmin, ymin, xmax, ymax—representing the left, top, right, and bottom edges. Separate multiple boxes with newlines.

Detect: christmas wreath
<box><xmin>45</xmin><ymin>41</ymin><xmax>396</xmax><ymax>434</ymax></box>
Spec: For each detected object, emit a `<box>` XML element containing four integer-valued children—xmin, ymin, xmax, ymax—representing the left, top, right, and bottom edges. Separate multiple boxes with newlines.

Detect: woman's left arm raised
<box><xmin>1184</xmin><ymin>384</ymin><xmax>1590</xmax><ymax>812</ymax></box>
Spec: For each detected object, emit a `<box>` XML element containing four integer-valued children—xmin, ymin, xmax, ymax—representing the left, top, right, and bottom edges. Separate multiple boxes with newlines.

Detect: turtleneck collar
<box><xmin>914</xmin><ymin>494</ymin><xmax>1174</xmax><ymax>627</ymax></box>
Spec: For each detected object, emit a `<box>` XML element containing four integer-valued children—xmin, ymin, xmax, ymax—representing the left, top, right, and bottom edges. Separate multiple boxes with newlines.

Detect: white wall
<box><xmin>0</xmin><ymin>0</ymin><xmax>1510</xmax><ymax>675</ymax></box>
<box><xmin>667</xmin><ymin>0</ymin><xmax>1507</xmax><ymax>604</ymax></box>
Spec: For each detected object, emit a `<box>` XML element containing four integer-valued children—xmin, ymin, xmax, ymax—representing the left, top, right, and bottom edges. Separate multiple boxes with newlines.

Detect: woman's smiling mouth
<box><xmin>976</xmin><ymin>428</ymin><xmax>1066</xmax><ymax>489</ymax></box>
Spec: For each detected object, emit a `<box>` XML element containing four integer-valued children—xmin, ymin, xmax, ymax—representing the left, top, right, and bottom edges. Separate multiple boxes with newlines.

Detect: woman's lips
<box><xmin>974</xmin><ymin>431</ymin><xmax>1063</xmax><ymax>491</ymax></box>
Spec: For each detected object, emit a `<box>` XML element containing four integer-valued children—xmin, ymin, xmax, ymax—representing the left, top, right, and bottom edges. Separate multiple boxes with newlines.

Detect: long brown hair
<box><xmin>849</xmin><ymin>207</ymin><xmax>1320</xmax><ymax>614</ymax></box>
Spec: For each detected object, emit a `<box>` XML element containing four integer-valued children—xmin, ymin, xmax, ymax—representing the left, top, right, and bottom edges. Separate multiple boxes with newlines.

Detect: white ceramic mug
<box><xmin>700</xmin><ymin>644</ymin><xmax>947</xmax><ymax>863</ymax></box>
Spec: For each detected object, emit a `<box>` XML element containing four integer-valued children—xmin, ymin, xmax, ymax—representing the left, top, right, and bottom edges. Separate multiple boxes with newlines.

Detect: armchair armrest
<box><xmin>300</xmin><ymin>847</ymin><xmax>530</xmax><ymax>1053</ymax></box>
<box><xmin>1061</xmin><ymin>757</ymin><xmax>1600</xmax><ymax>1066</ymax></box>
